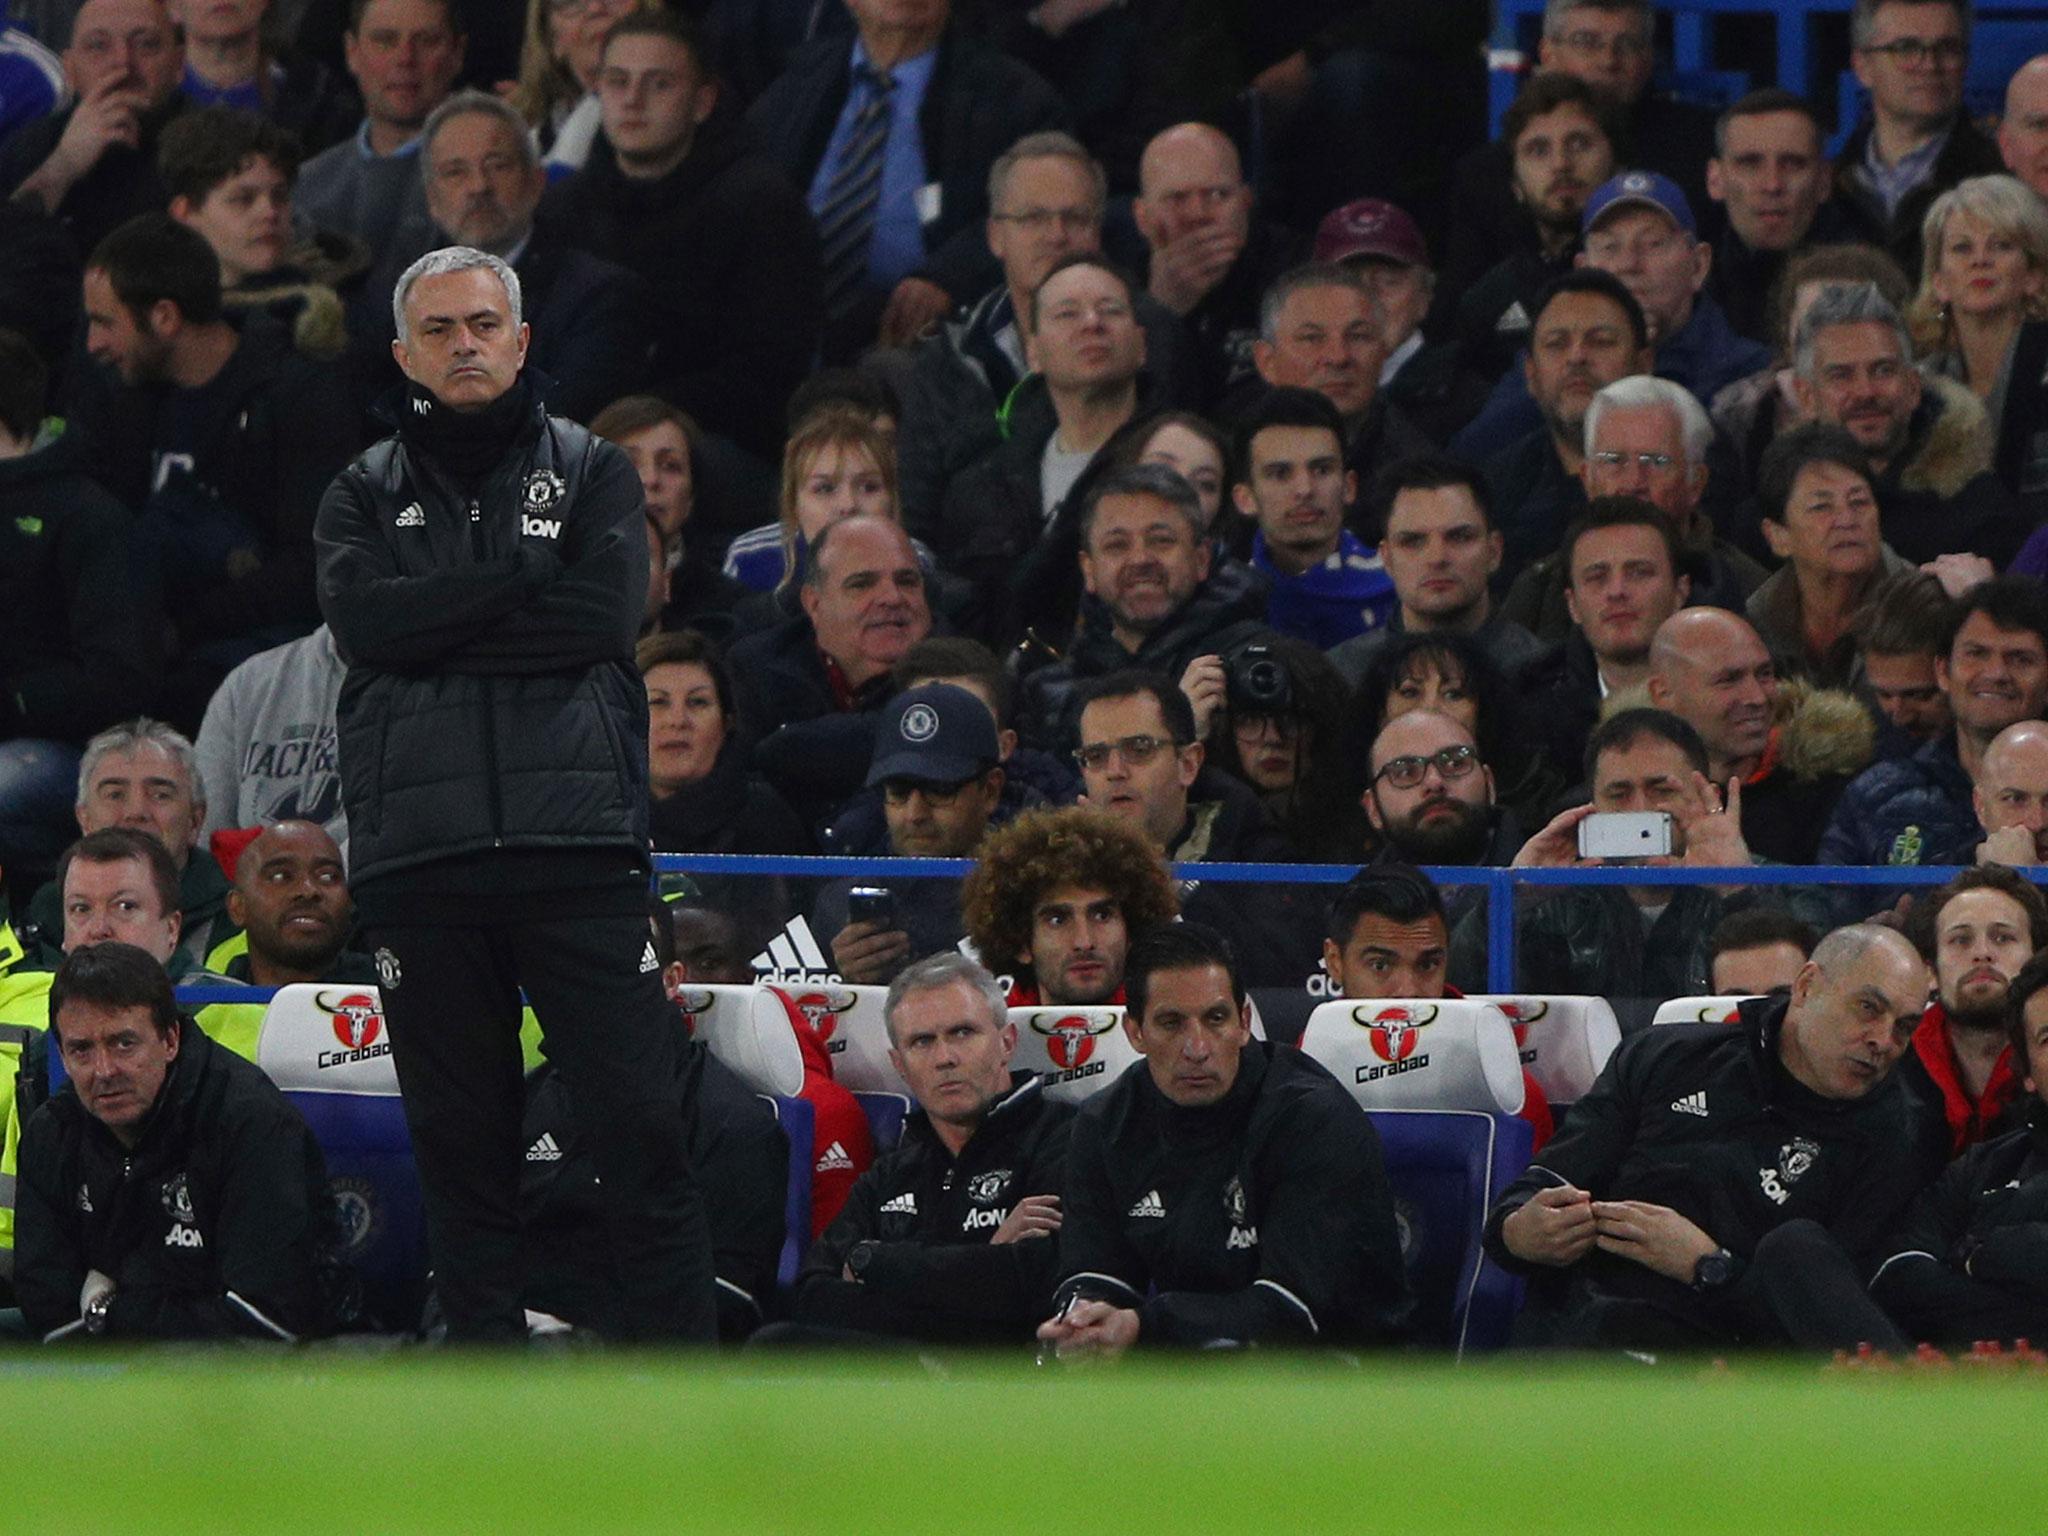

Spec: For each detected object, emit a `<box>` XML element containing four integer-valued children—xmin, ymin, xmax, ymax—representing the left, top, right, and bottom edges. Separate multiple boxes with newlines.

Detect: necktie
<box><xmin>816</xmin><ymin>64</ymin><xmax>896</xmax><ymax>317</ymax></box>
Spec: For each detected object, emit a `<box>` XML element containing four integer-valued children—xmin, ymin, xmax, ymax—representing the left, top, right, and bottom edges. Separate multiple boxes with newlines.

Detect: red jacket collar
<box><xmin>1914</xmin><ymin>1001</ymin><xmax>2022</xmax><ymax>1157</ymax></box>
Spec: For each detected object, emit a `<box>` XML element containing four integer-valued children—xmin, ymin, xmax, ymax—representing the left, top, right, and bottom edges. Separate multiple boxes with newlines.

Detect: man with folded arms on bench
<box><xmin>1038</xmin><ymin>923</ymin><xmax>1410</xmax><ymax>1358</ymax></box>
<box><xmin>1484</xmin><ymin>922</ymin><xmax>1932</xmax><ymax>1352</ymax></box>
<box><xmin>777</xmin><ymin>953</ymin><xmax>1075</xmax><ymax>1346</ymax></box>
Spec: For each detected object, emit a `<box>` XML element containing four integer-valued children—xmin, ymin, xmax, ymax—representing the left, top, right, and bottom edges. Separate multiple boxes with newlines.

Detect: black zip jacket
<box><xmin>521</xmin><ymin>1042</ymin><xmax>787</xmax><ymax>1341</ymax></box>
<box><xmin>1869</xmin><ymin>1102</ymin><xmax>2048</xmax><ymax>1342</ymax></box>
<box><xmin>14</xmin><ymin>1025</ymin><xmax>349</xmax><ymax>1341</ymax></box>
<box><xmin>1053</xmin><ymin>1043</ymin><xmax>1411</xmax><ymax>1348</ymax></box>
<box><xmin>313</xmin><ymin>389</ymin><xmax>652</xmax><ymax>885</ymax></box>
<box><xmin>795</xmin><ymin>1071</ymin><xmax>1074</xmax><ymax>1342</ymax></box>
<box><xmin>1484</xmin><ymin>996</ymin><xmax>1926</xmax><ymax>1306</ymax></box>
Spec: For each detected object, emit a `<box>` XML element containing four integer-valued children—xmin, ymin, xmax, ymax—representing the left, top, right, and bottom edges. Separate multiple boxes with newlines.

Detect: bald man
<box><xmin>1129</xmin><ymin>122</ymin><xmax>1303</xmax><ymax>400</ymax></box>
<box><xmin>221</xmin><ymin>821</ymin><xmax>373</xmax><ymax>988</ymax></box>
<box><xmin>1647</xmin><ymin>608</ymin><xmax>1871</xmax><ymax>864</ymax></box>
<box><xmin>1486</xmin><ymin>922</ymin><xmax>1930</xmax><ymax>1351</ymax></box>
<box><xmin>1999</xmin><ymin>56</ymin><xmax>2048</xmax><ymax>203</ymax></box>
<box><xmin>1970</xmin><ymin>720</ymin><xmax>2048</xmax><ymax>866</ymax></box>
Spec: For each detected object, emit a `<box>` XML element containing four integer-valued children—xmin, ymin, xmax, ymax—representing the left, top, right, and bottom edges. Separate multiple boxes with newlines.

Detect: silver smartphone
<box><xmin>1577</xmin><ymin>811</ymin><xmax>1674</xmax><ymax>860</ymax></box>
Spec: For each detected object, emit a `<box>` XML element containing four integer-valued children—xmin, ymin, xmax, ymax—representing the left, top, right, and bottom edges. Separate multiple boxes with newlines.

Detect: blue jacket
<box><xmin>1816</xmin><ymin>732</ymin><xmax>1978</xmax><ymax>870</ymax></box>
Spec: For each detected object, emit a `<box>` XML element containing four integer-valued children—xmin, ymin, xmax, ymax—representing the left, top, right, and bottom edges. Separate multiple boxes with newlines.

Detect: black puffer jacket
<box><xmin>314</xmin><ymin>392</ymin><xmax>651</xmax><ymax>884</ymax></box>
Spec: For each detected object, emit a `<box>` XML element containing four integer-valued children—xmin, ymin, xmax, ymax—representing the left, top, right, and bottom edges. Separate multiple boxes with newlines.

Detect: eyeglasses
<box><xmin>1860</xmin><ymin>36</ymin><xmax>1966</xmax><ymax>65</ymax></box>
<box><xmin>990</xmin><ymin>206</ymin><xmax>1100</xmax><ymax>233</ymax></box>
<box><xmin>1372</xmin><ymin>743</ymin><xmax>1480</xmax><ymax>790</ymax></box>
<box><xmin>1554</xmin><ymin>29</ymin><xmax>1650</xmax><ymax>58</ymax></box>
<box><xmin>882</xmin><ymin>778</ymin><xmax>981</xmax><ymax>807</ymax></box>
<box><xmin>1589</xmin><ymin>450</ymin><xmax>1680</xmax><ymax>474</ymax></box>
<box><xmin>1073</xmin><ymin>734</ymin><xmax>1178</xmax><ymax>771</ymax></box>
<box><xmin>1233</xmin><ymin>714</ymin><xmax>1303</xmax><ymax>741</ymax></box>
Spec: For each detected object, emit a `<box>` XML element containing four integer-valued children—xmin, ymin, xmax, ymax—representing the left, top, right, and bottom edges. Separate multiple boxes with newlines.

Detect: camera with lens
<box><xmin>1224</xmin><ymin>643</ymin><xmax>1293</xmax><ymax>715</ymax></box>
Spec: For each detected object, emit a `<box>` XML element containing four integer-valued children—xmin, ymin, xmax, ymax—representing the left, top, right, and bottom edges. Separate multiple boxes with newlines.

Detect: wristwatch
<box><xmin>84</xmin><ymin>1288</ymin><xmax>114</xmax><ymax>1336</ymax></box>
<box><xmin>846</xmin><ymin>1241</ymin><xmax>879</xmax><ymax>1281</ymax></box>
<box><xmin>1691</xmin><ymin>1247</ymin><xmax>1737</xmax><ymax>1294</ymax></box>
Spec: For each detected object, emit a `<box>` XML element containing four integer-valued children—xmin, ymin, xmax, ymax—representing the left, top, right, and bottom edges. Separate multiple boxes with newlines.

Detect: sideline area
<box><xmin>3</xmin><ymin>1351</ymin><xmax>2042</xmax><ymax>1533</ymax></box>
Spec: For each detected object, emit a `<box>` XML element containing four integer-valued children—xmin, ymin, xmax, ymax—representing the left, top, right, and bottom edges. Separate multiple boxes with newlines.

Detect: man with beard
<box><xmin>1900</xmin><ymin>866</ymin><xmax>2046</xmax><ymax>1170</ymax></box>
<box><xmin>1481</xmin><ymin>271</ymin><xmax>1649</xmax><ymax>589</ymax></box>
<box><xmin>961</xmin><ymin>804</ymin><xmax>1179</xmax><ymax>1008</ymax></box>
<box><xmin>1450</xmin><ymin>73</ymin><xmax>1617</xmax><ymax>384</ymax></box>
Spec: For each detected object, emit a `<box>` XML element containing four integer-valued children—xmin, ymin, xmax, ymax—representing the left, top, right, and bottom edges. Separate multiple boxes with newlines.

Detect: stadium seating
<box><xmin>1298</xmin><ymin>998</ymin><xmax>1526</xmax><ymax>1116</ymax></box>
<box><xmin>1473</xmin><ymin>994</ymin><xmax>1622</xmax><ymax>1105</ymax></box>
<box><xmin>253</xmin><ymin>984</ymin><xmax>427</xmax><ymax>1331</ymax></box>
<box><xmin>680</xmin><ymin>983</ymin><xmax>805</xmax><ymax>1096</ymax></box>
<box><xmin>757</xmin><ymin>983</ymin><xmax>899</xmax><ymax>1094</ymax></box>
<box><xmin>1006</xmin><ymin>1003</ymin><xmax>1136</xmax><ymax>1104</ymax></box>
<box><xmin>767</xmin><ymin>1094</ymin><xmax>816</xmax><ymax>1292</ymax></box>
<box><xmin>1652</xmin><ymin>995</ymin><xmax>1753</xmax><ymax>1027</ymax></box>
<box><xmin>1369</xmin><ymin>1108</ymin><xmax>1534</xmax><ymax>1356</ymax></box>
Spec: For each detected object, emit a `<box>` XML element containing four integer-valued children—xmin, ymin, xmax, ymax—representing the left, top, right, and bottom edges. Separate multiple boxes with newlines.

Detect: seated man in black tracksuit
<box><xmin>785</xmin><ymin>953</ymin><xmax>1074</xmax><ymax>1345</ymax></box>
<box><xmin>1484</xmin><ymin>923</ymin><xmax>1932</xmax><ymax>1352</ymax></box>
<box><xmin>1038</xmin><ymin>923</ymin><xmax>1410</xmax><ymax>1357</ymax></box>
<box><xmin>1870</xmin><ymin>950</ymin><xmax>2048</xmax><ymax>1347</ymax></box>
<box><xmin>15</xmin><ymin>943</ymin><xmax>351</xmax><ymax>1342</ymax></box>
<box><xmin>520</xmin><ymin>900</ymin><xmax>787</xmax><ymax>1343</ymax></box>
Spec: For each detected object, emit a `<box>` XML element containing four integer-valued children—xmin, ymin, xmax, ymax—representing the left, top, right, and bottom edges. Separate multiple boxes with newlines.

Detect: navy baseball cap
<box><xmin>1581</xmin><ymin>170</ymin><xmax>1696</xmax><ymax>237</ymax></box>
<box><xmin>866</xmin><ymin>683</ymin><xmax>1000</xmax><ymax>788</ymax></box>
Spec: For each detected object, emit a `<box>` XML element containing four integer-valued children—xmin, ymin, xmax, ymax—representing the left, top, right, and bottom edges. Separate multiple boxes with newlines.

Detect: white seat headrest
<box><xmin>1007</xmin><ymin>1004</ymin><xmax>1135</xmax><ymax>1103</ymax></box>
<box><xmin>1471</xmin><ymin>994</ymin><xmax>1622</xmax><ymax>1102</ymax></box>
<box><xmin>254</xmin><ymin>983</ymin><xmax>400</xmax><ymax>1094</ymax></box>
<box><xmin>1298</xmin><ymin>998</ymin><xmax>1524</xmax><ymax>1116</ymax></box>
<box><xmin>1653</xmin><ymin>995</ymin><xmax>1753</xmax><ymax>1027</ymax></box>
<box><xmin>754</xmin><ymin>983</ymin><xmax>901</xmax><ymax>1093</ymax></box>
<box><xmin>676</xmin><ymin>984</ymin><xmax>804</xmax><ymax>1097</ymax></box>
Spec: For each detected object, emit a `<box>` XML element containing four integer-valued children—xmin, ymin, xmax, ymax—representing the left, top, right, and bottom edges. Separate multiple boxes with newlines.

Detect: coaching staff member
<box><xmin>1484</xmin><ymin>923</ymin><xmax>1930</xmax><ymax>1352</ymax></box>
<box><xmin>1038</xmin><ymin>923</ymin><xmax>1410</xmax><ymax>1358</ymax></box>
<box><xmin>313</xmin><ymin>246</ymin><xmax>714</xmax><ymax>1344</ymax></box>
<box><xmin>15</xmin><ymin>943</ymin><xmax>349</xmax><ymax>1343</ymax></box>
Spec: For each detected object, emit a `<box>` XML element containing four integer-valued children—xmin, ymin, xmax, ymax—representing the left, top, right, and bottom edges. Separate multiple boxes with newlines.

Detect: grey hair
<box><xmin>77</xmin><ymin>718</ymin><xmax>202</xmax><ymax>812</ymax></box>
<box><xmin>1542</xmin><ymin>0</ymin><xmax>1650</xmax><ymax>37</ymax></box>
<box><xmin>987</xmin><ymin>130</ymin><xmax>1106</xmax><ymax>214</ymax></box>
<box><xmin>1583</xmin><ymin>375</ymin><xmax>1713</xmax><ymax>463</ymax></box>
<box><xmin>421</xmin><ymin>89</ymin><xmax>542</xmax><ymax>178</ymax></box>
<box><xmin>1850</xmin><ymin>0</ymin><xmax>1971</xmax><ymax>50</ymax></box>
<box><xmin>1793</xmin><ymin>282</ymin><xmax>1910</xmax><ymax>380</ymax></box>
<box><xmin>392</xmin><ymin>245</ymin><xmax>523</xmax><ymax>342</ymax></box>
<box><xmin>1077</xmin><ymin>462</ymin><xmax>1207</xmax><ymax>548</ymax></box>
<box><xmin>883</xmin><ymin>951</ymin><xmax>1009</xmax><ymax>1046</ymax></box>
<box><xmin>1258</xmin><ymin>262</ymin><xmax>1371</xmax><ymax>343</ymax></box>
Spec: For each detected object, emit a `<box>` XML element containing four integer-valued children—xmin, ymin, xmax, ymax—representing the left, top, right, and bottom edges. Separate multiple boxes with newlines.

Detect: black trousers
<box><xmin>1875</xmin><ymin>1261</ymin><xmax>2048</xmax><ymax>1348</ymax></box>
<box><xmin>368</xmin><ymin>904</ymin><xmax>716</xmax><ymax>1344</ymax></box>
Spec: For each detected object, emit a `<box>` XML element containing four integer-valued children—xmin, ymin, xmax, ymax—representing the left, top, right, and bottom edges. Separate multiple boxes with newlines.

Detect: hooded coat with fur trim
<box><xmin>1874</xmin><ymin>375</ymin><xmax>2027</xmax><ymax>567</ymax></box>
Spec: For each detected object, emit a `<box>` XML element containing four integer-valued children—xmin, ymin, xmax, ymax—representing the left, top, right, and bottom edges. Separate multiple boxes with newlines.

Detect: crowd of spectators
<box><xmin>2</xmin><ymin>0</ymin><xmax>2048</xmax><ymax>1355</ymax></box>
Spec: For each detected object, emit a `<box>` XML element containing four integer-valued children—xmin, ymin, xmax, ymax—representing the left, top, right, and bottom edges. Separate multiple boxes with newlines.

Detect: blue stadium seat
<box><xmin>1368</xmin><ymin>1108</ymin><xmax>1534</xmax><ymax>1356</ymax></box>
<box><xmin>287</xmin><ymin>1089</ymin><xmax>429</xmax><ymax>1331</ymax></box>
<box><xmin>769</xmin><ymin>1094</ymin><xmax>816</xmax><ymax>1293</ymax></box>
<box><xmin>853</xmin><ymin>1091</ymin><xmax>911</xmax><ymax>1155</ymax></box>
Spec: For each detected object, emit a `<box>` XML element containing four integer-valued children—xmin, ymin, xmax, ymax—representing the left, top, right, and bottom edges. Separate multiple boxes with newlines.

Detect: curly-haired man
<box><xmin>961</xmin><ymin>806</ymin><xmax>1179</xmax><ymax>1006</ymax></box>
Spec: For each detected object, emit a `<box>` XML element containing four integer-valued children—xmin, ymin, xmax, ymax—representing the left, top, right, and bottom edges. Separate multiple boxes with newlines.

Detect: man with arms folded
<box><xmin>1038</xmin><ymin>923</ymin><xmax>1409</xmax><ymax>1357</ymax></box>
<box><xmin>1485</xmin><ymin>922</ymin><xmax>1931</xmax><ymax>1351</ymax></box>
<box><xmin>785</xmin><ymin>954</ymin><xmax>1075</xmax><ymax>1345</ymax></box>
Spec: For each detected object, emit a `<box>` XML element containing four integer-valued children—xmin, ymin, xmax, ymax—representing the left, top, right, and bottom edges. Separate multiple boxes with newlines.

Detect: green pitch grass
<box><xmin>6</xmin><ymin>1351</ymin><xmax>2045</xmax><ymax>1534</ymax></box>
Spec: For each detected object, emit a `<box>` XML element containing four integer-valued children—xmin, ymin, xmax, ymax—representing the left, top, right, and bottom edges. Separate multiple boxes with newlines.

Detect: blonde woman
<box><xmin>507</xmin><ymin>0</ymin><xmax>650</xmax><ymax>173</ymax></box>
<box><xmin>1909</xmin><ymin>174</ymin><xmax>2048</xmax><ymax>452</ymax></box>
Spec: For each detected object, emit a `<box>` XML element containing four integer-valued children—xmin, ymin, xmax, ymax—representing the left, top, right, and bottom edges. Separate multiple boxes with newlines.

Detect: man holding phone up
<box><xmin>818</xmin><ymin>684</ymin><xmax>1006</xmax><ymax>985</ymax></box>
<box><xmin>1508</xmin><ymin>707</ymin><xmax>1754</xmax><ymax>1010</ymax></box>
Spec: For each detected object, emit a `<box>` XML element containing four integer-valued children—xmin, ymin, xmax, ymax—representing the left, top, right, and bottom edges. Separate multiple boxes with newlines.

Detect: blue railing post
<box><xmin>1486</xmin><ymin>868</ymin><xmax>1517</xmax><ymax>994</ymax></box>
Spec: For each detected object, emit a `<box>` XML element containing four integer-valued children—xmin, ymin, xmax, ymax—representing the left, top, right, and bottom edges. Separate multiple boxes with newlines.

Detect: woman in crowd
<box><xmin>1204</xmin><ymin>636</ymin><xmax>1360</xmax><ymax>861</ymax></box>
<box><xmin>722</xmin><ymin>408</ymin><xmax>900</xmax><ymax>595</ymax></box>
<box><xmin>1910</xmin><ymin>174</ymin><xmax>2048</xmax><ymax>511</ymax></box>
<box><xmin>1118</xmin><ymin>410</ymin><xmax>1229</xmax><ymax>534</ymax></box>
<box><xmin>1355</xmin><ymin>631</ymin><xmax>1567</xmax><ymax>837</ymax></box>
<box><xmin>593</xmin><ymin>395</ymin><xmax>748</xmax><ymax>639</ymax></box>
<box><xmin>1748</xmin><ymin>423</ymin><xmax>1913</xmax><ymax>691</ymax></box>
<box><xmin>641</xmin><ymin>630</ymin><xmax>807</xmax><ymax>853</ymax></box>
<box><xmin>509</xmin><ymin>0</ymin><xmax>650</xmax><ymax>173</ymax></box>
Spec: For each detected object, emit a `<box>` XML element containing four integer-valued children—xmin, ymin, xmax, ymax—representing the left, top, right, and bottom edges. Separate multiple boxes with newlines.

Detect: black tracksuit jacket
<box><xmin>795</xmin><ymin>1071</ymin><xmax>1073</xmax><ymax>1342</ymax></box>
<box><xmin>1052</xmin><ymin>1043</ymin><xmax>1411</xmax><ymax>1348</ymax></box>
<box><xmin>1484</xmin><ymin>997</ymin><xmax>1926</xmax><ymax>1311</ymax></box>
<box><xmin>1870</xmin><ymin>1103</ymin><xmax>2048</xmax><ymax>1345</ymax></box>
<box><xmin>14</xmin><ymin>1025</ymin><xmax>348</xmax><ymax>1341</ymax></box>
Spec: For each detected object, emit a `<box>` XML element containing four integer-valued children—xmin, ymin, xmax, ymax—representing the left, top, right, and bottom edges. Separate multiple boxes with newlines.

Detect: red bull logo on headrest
<box><xmin>316</xmin><ymin>991</ymin><xmax>392</xmax><ymax>1069</ymax></box>
<box><xmin>1029</xmin><ymin>1011</ymin><xmax>1117</xmax><ymax>1083</ymax></box>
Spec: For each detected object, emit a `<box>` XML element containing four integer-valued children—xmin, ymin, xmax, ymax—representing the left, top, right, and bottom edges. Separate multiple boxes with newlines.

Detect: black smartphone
<box><xmin>847</xmin><ymin>886</ymin><xmax>896</xmax><ymax>927</ymax></box>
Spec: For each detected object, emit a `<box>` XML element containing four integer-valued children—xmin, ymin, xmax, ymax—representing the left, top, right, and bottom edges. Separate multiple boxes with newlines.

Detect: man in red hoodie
<box><xmin>960</xmin><ymin>805</ymin><xmax>1180</xmax><ymax>1009</ymax></box>
<box><xmin>1902</xmin><ymin>865</ymin><xmax>2046</xmax><ymax>1173</ymax></box>
<box><xmin>1324</xmin><ymin>862</ymin><xmax>1554</xmax><ymax>1150</ymax></box>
